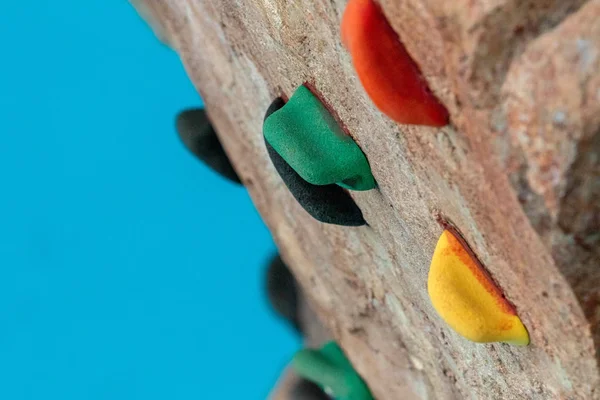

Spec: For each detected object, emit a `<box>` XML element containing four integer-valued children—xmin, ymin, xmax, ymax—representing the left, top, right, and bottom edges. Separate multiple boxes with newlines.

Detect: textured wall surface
<box><xmin>131</xmin><ymin>0</ymin><xmax>600</xmax><ymax>398</ymax></box>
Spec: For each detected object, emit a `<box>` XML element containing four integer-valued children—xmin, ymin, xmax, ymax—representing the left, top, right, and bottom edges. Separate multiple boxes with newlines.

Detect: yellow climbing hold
<box><xmin>428</xmin><ymin>229</ymin><xmax>530</xmax><ymax>346</ymax></box>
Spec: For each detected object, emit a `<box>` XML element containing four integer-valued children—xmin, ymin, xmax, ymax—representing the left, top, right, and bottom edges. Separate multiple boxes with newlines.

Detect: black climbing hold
<box><xmin>266</xmin><ymin>254</ymin><xmax>301</xmax><ymax>334</ymax></box>
<box><xmin>291</xmin><ymin>379</ymin><xmax>331</xmax><ymax>400</ymax></box>
<box><xmin>175</xmin><ymin>108</ymin><xmax>242</xmax><ymax>185</ymax></box>
<box><xmin>263</xmin><ymin>98</ymin><xmax>366</xmax><ymax>227</ymax></box>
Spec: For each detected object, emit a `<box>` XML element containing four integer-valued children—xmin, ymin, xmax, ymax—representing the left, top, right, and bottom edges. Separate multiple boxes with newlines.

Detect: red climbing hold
<box><xmin>341</xmin><ymin>0</ymin><xmax>449</xmax><ymax>127</ymax></box>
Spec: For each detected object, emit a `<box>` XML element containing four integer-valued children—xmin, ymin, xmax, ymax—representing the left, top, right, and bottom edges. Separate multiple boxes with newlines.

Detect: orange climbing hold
<box><xmin>341</xmin><ymin>0</ymin><xmax>449</xmax><ymax>126</ymax></box>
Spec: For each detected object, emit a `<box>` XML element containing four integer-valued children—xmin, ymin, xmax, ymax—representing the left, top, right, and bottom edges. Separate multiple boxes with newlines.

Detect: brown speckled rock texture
<box><xmin>130</xmin><ymin>0</ymin><xmax>599</xmax><ymax>398</ymax></box>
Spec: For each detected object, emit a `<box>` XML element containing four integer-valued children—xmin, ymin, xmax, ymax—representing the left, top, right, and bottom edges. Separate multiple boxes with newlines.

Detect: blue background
<box><xmin>0</xmin><ymin>2</ymin><xmax>297</xmax><ymax>399</ymax></box>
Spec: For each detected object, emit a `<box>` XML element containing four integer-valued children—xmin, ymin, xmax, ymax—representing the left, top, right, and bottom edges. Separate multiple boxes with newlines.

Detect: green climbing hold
<box><xmin>292</xmin><ymin>341</ymin><xmax>374</xmax><ymax>400</ymax></box>
<box><xmin>263</xmin><ymin>85</ymin><xmax>376</xmax><ymax>191</ymax></box>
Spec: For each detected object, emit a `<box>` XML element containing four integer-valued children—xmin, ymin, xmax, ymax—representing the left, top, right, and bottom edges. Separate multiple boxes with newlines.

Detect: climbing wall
<box><xmin>130</xmin><ymin>0</ymin><xmax>600</xmax><ymax>398</ymax></box>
